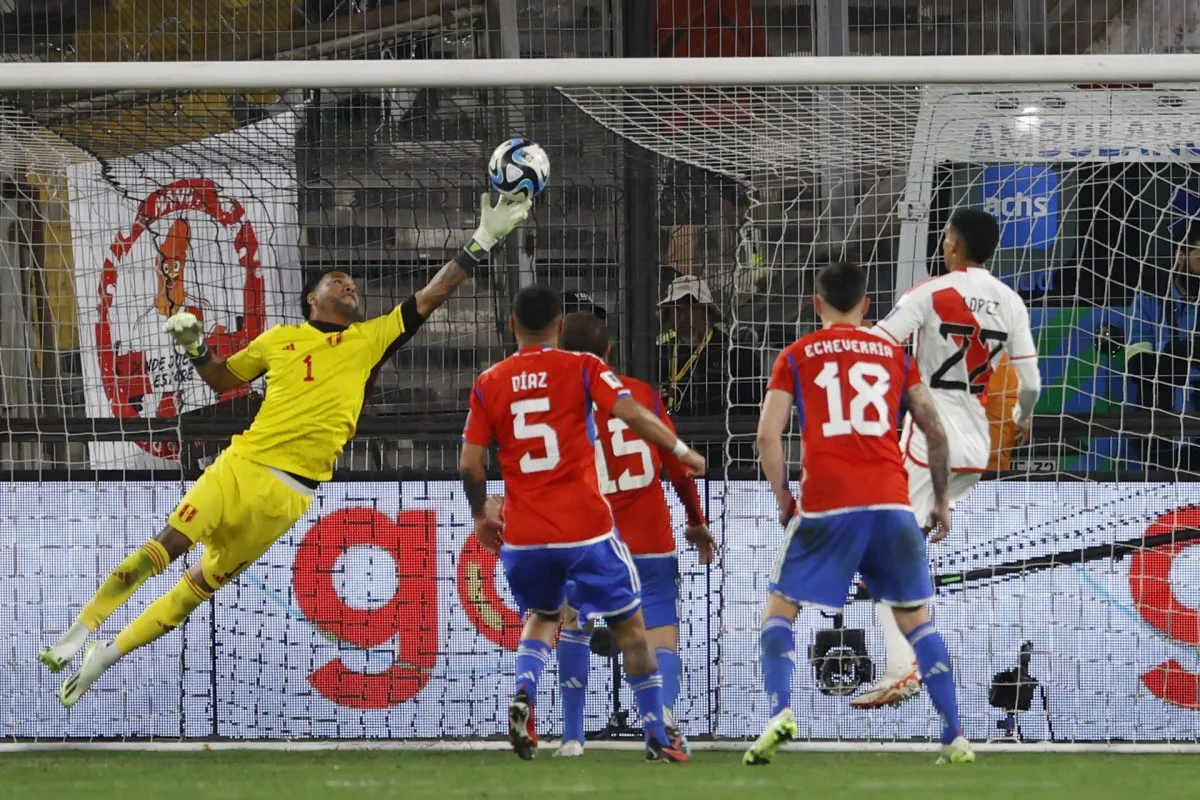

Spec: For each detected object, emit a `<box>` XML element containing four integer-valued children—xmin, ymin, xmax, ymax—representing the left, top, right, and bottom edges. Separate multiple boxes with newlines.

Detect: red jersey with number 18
<box><xmin>767</xmin><ymin>324</ymin><xmax>920</xmax><ymax>515</ymax></box>
<box><xmin>463</xmin><ymin>346</ymin><xmax>631</xmax><ymax>547</ymax></box>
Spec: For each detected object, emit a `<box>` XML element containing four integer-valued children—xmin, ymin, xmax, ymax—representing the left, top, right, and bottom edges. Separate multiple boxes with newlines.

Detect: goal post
<box><xmin>4</xmin><ymin>55</ymin><xmax>1200</xmax><ymax>745</ymax></box>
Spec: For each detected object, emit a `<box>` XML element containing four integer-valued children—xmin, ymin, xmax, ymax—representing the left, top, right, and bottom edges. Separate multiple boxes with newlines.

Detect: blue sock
<box><xmin>627</xmin><ymin>671</ymin><xmax>669</xmax><ymax>744</ymax></box>
<box><xmin>760</xmin><ymin>616</ymin><xmax>796</xmax><ymax>717</ymax></box>
<box><xmin>514</xmin><ymin>639</ymin><xmax>553</xmax><ymax>702</ymax></box>
<box><xmin>655</xmin><ymin>647</ymin><xmax>682</xmax><ymax>712</ymax></box>
<box><xmin>557</xmin><ymin>629</ymin><xmax>591</xmax><ymax>744</ymax></box>
<box><xmin>907</xmin><ymin>621</ymin><xmax>962</xmax><ymax>745</ymax></box>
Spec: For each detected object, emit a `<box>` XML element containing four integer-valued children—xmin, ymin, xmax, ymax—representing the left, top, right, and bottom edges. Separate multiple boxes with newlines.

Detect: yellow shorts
<box><xmin>168</xmin><ymin>450</ymin><xmax>313</xmax><ymax>589</ymax></box>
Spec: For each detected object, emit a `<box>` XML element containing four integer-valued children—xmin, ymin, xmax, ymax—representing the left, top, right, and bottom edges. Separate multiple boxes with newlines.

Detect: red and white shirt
<box><xmin>768</xmin><ymin>324</ymin><xmax>919</xmax><ymax>515</ymax></box>
<box><xmin>874</xmin><ymin>268</ymin><xmax>1037</xmax><ymax>472</ymax></box>
<box><xmin>463</xmin><ymin>346</ymin><xmax>630</xmax><ymax>547</ymax></box>
<box><xmin>591</xmin><ymin>375</ymin><xmax>706</xmax><ymax>556</ymax></box>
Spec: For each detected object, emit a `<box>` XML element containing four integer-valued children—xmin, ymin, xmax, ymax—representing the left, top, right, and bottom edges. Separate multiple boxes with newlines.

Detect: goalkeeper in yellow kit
<box><xmin>39</xmin><ymin>194</ymin><xmax>531</xmax><ymax>707</ymax></box>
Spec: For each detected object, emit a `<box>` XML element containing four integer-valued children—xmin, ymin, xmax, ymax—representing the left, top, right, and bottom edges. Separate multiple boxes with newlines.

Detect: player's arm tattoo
<box><xmin>191</xmin><ymin>350</ymin><xmax>250</xmax><ymax>394</ymax></box>
<box><xmin>906</xmin><ymin>383</ymin><xmax>950</xmax><ymax>503</ymax></box>
<box><xmin>459</xmin><ymin>443</ymin><xmax>489</xmax><ymax>518</ymax></box>
<box><xmin>414</xmin><ymin>260</ymin><xmax>472</xmax><ymax>318</ymax></box>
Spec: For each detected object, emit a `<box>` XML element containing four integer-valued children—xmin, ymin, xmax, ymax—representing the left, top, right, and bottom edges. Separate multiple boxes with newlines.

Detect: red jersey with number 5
<box><xmin>592</xmin><ymin>375</ymin><xmax>706</xmax><ymax>556</ymax></box>
<box><xmin>874</xmin><ymin>268</ymin><xmax>1036</xmax><ymax>472</ymax></box>
<box><xmin>462</xmin><ymin>346</ymin><xmax>631</xmax><ymax>546</ymax></box>
<box><xmin>768</xmin><ymin>324</ymin><xmax>920</xmax><ymax>515</ymax></box>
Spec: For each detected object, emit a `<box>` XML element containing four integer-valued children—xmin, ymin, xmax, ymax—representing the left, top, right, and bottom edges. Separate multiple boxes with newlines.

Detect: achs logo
<box><xmin>980</xmin><ymin>165</ymin><xmax>1060</xmax><ymax>251</ymax></box>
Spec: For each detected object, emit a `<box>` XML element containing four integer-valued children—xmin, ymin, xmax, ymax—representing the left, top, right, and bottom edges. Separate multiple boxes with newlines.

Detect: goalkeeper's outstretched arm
<box><xmin>414</xmin><ymin>193</ymin><xmax>532</xmax><ymax>318</ymax></box>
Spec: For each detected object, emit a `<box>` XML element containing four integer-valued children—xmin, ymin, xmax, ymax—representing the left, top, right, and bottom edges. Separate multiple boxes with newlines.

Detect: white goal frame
<box><xmin>3</xmin><ymin>54</ymin><xmax>1200</xmax><ymax>91</ymax></box>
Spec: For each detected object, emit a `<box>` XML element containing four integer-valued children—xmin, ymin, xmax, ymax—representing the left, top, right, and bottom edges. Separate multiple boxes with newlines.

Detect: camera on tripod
<box><xmin>988</xmin><ymin>641</ymin><xmax>1050</xmax><ymax>740</ymax></box>
<box><xmin>808</xmin><ymin>613</ymin><xmax>873</xmax><ymax>697</ymax></box>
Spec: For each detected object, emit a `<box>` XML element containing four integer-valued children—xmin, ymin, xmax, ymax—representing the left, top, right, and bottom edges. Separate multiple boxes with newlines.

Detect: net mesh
<box><xmin>3</xmin><ymin>0</ymin><xmax>1200</xmax><ymax>745</ymax></box>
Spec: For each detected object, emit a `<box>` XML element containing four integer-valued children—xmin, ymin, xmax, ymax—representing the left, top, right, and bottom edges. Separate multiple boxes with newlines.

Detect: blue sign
<box><xmin>981</xmin><ymin>165</ymin><xmax>1060</xmax><ymax>250</ymax></box>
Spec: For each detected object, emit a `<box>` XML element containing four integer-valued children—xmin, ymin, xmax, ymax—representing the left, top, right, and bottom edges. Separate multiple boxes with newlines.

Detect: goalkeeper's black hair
<box><xmin>512</xmin><ymin>284</ymin><xmax>563</xmax><ymax>332</ymax></box>
<box><xmin>560</xmin><ymin>311</ymin><xmax>610</xmax><ymax>358</ymax></box>
<box><xmin>816</xmin><ymin>261</ymin><xmax>868</xmax><ymax>313</ymax></box>
<box><xmin>301</xmin><ymin>270</ymin><xmax>330</xmax><ymax>320</ymax></box>
<box><xmin>948</xmin><ymin>208</ymin><xmax>1001</xmax><ymax>265</ymax></box>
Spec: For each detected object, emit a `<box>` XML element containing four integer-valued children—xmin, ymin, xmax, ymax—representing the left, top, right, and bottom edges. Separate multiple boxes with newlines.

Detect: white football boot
<box><xmin>850</xmin><ymin>662</ymin><xmax>922</xmax><ymax>709</ymax></box>
<box><xmin>936</xmin><ymin>736</ymin><xmax>976</xmax><ymax>765</ymax></box>
<box><xmin>554</xmin><ymin>740</ymin><xmax>585</xmax><ymax>758</ymax></box>
<box><xmin>58</xmin><ymin>641</ymin><xmax>121</xmax><ymax>708</ymax></box>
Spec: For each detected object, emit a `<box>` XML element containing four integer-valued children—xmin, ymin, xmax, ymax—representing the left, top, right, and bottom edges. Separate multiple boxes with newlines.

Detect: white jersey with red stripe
<box><xmin>874</xmin><ymin>267</ymin><xmax>1037</xmax><ymax>472</ymax></box>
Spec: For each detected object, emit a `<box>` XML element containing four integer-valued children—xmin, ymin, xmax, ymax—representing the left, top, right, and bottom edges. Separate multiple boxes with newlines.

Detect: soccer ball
<box><xmin>488</xmin><ymin>138</ymin><xmax>550</xmax><ymax>200</ymax></box>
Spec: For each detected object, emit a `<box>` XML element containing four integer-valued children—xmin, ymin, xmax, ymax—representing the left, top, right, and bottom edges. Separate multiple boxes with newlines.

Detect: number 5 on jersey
<box><xmin>511</xmin><ymin>397</ymin><xmax>560</xmax><ymax>473</ymax></box>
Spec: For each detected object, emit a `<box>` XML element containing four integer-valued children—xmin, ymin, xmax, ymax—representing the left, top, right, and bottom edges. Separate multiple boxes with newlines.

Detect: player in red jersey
<box><xmin>551</xmin><ymin>311</ymin><xmax>714</xmax><ymax>757</ymax></box>
<box><xmin>460</xmin><ymin>284</ymin><xmax>705</xmax><ymax>763</ymax></box>
<box><xmin>744</xmin><ymin>262</ymin><xmax>975</xmax><ymax>766</ymax></box>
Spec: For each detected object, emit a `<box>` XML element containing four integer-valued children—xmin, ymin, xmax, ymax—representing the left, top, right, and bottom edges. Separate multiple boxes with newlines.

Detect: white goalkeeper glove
<box><xmin>470</xmin><ymin>193</ymin><xmax>532</xmax><ymax>253</ymax></box>
<box><xmin>165</xmin><ymin>311</ymin><xmax>205</xmax><ymax>358</ymax></box>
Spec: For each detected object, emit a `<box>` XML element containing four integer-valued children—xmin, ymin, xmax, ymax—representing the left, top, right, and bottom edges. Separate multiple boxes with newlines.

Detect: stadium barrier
<box><xmin>5</xmin><ymin>478</ymin><xmax>1198</xmax><ymax>742</ymax></box>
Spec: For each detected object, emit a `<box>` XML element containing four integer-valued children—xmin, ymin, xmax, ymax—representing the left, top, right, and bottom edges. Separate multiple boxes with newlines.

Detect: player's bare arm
<box><xmin>906</xmin><ymin>382</ymin><xmax>952</xmax><ymax>539</ymax></box>
<box><xmin>610</xmin><ymin>396</ymin><xmax>705</xmax><ymax>475</ymax></box>
<box><xmin>414</xmin><ymin>193</ymin><xmax>532</xmax><ymax>318</ymax></box>
<box><xmin>164</xmin><ymin>311</ymin><xmax>247</xmax><ymax>394</ymax></box>
<box><xmin>756</xmin><ymin>388</ymin><xmax>796</xmax><ymax>525</ymax></box>
<box><xmin>459</xmin><ymin>442</ymin><xmax>503</xmax><ymax>553</ymax></box>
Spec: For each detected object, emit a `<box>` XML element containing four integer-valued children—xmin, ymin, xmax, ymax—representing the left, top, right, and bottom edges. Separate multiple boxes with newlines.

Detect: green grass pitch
<box><xmin>2</xmin><ymin>749</ymin><xmax>1196</xmax><ymax>800</ymax></box>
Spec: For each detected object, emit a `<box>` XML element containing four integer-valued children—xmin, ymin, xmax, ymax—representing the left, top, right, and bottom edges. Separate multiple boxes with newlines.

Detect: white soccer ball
<box><xmin>487</xmin><ymin>138</ymin><xmax>550</xmax><ymax>200</ymax></box>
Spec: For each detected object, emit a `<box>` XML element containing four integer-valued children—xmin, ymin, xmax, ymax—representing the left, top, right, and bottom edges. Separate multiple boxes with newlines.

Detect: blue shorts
<box><xmin>500</xmin><ymin>534</ymin><xmax>641</xmax><ymax>623</ymax></box>
<box><xmin>633</xmin><ymin>555</ymin><xmax>680</xmax><ymax>630</ymax></box>
<box><xmin>769</xmin><ymin>508</ymin><xmax>934</xmax><ymax>611</ymax></box>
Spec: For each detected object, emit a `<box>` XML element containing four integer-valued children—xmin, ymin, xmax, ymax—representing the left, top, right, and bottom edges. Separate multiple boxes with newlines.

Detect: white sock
<box><xmin>56</xmin><ymin>621</ymin><xmax>90</xmax><ymax>654</ymax></box>
<box><xmin>91</xmin><ymin>640</ymin><xmax>123</xmax><ymax>672</ymax></box>
<box><xmin>877</xmin><ymin>604</ymin><xmax>917</xmax><ymax>679</ymax></box>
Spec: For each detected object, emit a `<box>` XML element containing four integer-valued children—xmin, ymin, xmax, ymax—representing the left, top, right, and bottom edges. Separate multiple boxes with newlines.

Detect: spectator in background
<box><xmin>657</xmin><ymin>274</ymin><xmax>757</xmax><ymax>416</ymax></box>
<box><xmin>655</xmin><ymin>0</ymin><xmax>766</xmax><ymax>278</ymax></box>
<box><xmin>1124</xmin><ymin>222</ymin><xmax>1200</xmax><ymax>415</ymax></box>
<box><xmin>562</xmin><ymin>289</ymin><xmax>607</xmax><ymax>321</ymax></box>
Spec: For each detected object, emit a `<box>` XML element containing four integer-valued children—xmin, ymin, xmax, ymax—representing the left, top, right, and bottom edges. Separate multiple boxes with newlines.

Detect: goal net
<box><xmin>563</xmin><ymin>71</ymin><xmax>1200</xmax><ymax>741</ymax></box>
<box><xmin>3</xmin><ymin>55</ymin><xmax>1200</xmax><ymax>744</ymax></box>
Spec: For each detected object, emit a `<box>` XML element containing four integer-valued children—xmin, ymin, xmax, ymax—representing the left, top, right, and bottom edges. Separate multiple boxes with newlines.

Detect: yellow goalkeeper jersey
<box><xmin>223</xmin><ymin>299</ymin><xmax>420</xmax><ymax>482</ymax></box>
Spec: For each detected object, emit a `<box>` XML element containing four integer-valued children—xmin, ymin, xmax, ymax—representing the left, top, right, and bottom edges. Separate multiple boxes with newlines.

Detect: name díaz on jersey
<box><xmin>511</xmin><ymin>371</ymin><xmax>548</xmax><ymax>392</ymax></box>
<box><xmin>803</xmin><ymin>337</ymin><xmax>894</xmax><ymax>359</ymax></box>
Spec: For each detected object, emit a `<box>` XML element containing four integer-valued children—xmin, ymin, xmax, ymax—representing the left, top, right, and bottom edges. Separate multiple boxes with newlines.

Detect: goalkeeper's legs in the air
<box><xmin>59</xmin><ymin>553</ymin><xmax>217</xmax><ymax>708</ymax></box>
<box><xmin>892</xmin><ymin>604</ymin><xmax>974</xmax><ymax>765</ymax></box>
<box><xmin>39</xmin><ymin>524</ymin><xmax>190</xmax><ymax>674</ymax></box>
<box><xmin>743</xmin><ymin>593</ymin><xmax>800</xmax><ymax>766</ymax></box>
